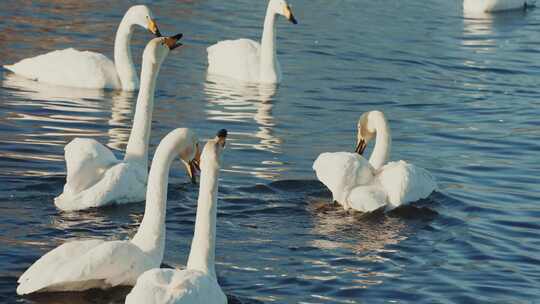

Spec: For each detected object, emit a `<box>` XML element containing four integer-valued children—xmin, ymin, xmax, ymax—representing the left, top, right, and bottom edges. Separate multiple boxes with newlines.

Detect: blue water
<box><xmin>1</xmin><ymin>0</ymin><xmax>540</xmax><ymax>303</ymax></box>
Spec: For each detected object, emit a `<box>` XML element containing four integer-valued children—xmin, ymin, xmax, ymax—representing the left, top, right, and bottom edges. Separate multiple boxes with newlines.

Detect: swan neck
<box><xmin>131</xmin><ymin>142</ymin><xmax>175</xmax><ymax>258</ymax></box>
<box><xmin>114</xmin><ymin>17</ymin><xmax>138</xmax><ymax>90</ymax></box>
<box><xmin>124</xmin><ymin>55</ymin><xmax>160</xmax><ymax>167</ymax></box>
<box><xmin>186</xmin><ymin>163</ymin><xmax>220</xmax><ymax>279</ymax></box>
<box><xmin>369</xmin><ymin>119</ymin><xmax>391</xmax><ymax>170</ymax></box>
<box><xmin>260</xmin><ymin>6</ymin><xmax>278</xmax><ymax>82</ymax></box>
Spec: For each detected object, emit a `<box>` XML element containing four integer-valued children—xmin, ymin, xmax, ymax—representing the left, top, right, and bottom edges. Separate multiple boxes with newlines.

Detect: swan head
<box><xmin>270</xmin><ymin>0</ymin><xmax>298</xmax><ymax>24</ymax></box>
<box><xmin>200</xmin><ymin>129</ymin><xmax>228</xmax><ymax>171</ymax></box>
<box><xmin>142</xmin><ymin>34</ymin><xmax>183</xmax><ymax>66</ymax></box>
<box><xmin>355</xmin><ymin>111</ymin><xmax>386</xmax><ymax>155</ymax></box>
<box><xmin>126</xmin><ymin>5</ymin><xmax>162</xmax><ymax>37</ymax></box>
<box><xmin>179</xmin><ymin>130</ymin><xmax>201</xmax><ymax>184</ymax></box>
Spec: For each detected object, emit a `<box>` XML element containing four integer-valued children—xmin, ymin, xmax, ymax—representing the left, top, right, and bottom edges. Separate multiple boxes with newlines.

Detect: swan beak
<box><xmin>185</xmin><ymin>144</ymin><xmax>201</xmax><ymax>184</ymax></box>
<box><xmin>164</xmin><ymin>33</ymin><xmax>183</xmax><ymax>50</ymax></box>
<box><xmin>355</xmin><ymin>139</ymin><xmax>367</xmax><ymax>155</ymax></box>
<box><xmin>284</xmin><ymin>5</ymin><xmax>298</xmax><ymax>24</ymax></box>
<box><xmin>147</xmin><ymin>18</ymin><xmax>161</xmax><ymax>37</ymax></box>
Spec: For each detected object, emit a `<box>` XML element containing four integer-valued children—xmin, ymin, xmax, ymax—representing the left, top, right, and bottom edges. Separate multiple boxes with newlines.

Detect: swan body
<box><xmin>3</xmin><ymin>5</ymin><xmax>161</xmax><ymax>91</ymax></box>
<box><xmin>313</xmin><ymin>111</ymin><xmax>436</xmax><ymax>212</ymax></box>
<box><xmin>207</xmin><ymin>0</ymin><xmax>297</xmax><ymax>84</ymax></box>
<box><xmin>126</xmin><ymin>130</ymin><xmax>228</xmax><ymax>304</ymax></box>
<box><xmin>463</xmin><ymin>0</ymin><xmax>536</xmax><ymax>13</ymax></box>
<box><xmin>54</xmin><ymin>34</ymin><xmax>188</xmax><ymax>211</ymax></box>
<box><xmin>17</xmin><ymin>128</ymin><xmax>200</xmax><ymax>295</ymax></box>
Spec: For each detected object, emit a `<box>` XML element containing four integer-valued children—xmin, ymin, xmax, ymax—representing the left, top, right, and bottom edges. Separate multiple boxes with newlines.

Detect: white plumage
<box><xmin>3</xmin><ymin>49</ymin><xmax>121</xmax><ymax>89</ymax></box>
<box><xmin>207</xmin><ymin>39</ymin><xmax>265</xmax><ymax>83</ymax></box>
<box><xmin>313</xmin><ymin>111</ymin><xmax>436</xmax><ymax>212</ymax></box>
<box><xmin>54</xmin><ymin>35</ymin><xmax>185</xmax><ymax>211</ymax></box>
<box><xmin>207</xmin><ymin>0</ymin><xmax>297</xmax><ymax>84</ymax></box>
<box><xmin>17</xmin><ymin>240</ymin><xmax>159</xmax><ymax>295</ymax></box>
<box><xmin>126</xmin><ymin>269</ymin><xmax>226</xmax><ymax>304</ymax></box>
<box><xmin>3</xmin><ymin>5</ymin><xmax>160</xmax><ymax>91</ymax></box>
<box><xmin>126</xmin><ymin>133</ymin><xmax>228</xmax><ymax>304</ymax></box>
<box><xmin>17</xmin><ymin>128</ymin><xmax>200</xmax><ymax>295</ymax></box>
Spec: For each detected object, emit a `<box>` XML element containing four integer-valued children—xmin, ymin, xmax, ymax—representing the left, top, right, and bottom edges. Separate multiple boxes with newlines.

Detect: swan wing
<box><xmin>126</xmin><ymin>269</ymin><xmax>227</xmax><ymax>304</ymax></box>
<box><xmin>55</xmin><ymin>162</ymin><xmax>147</xmax><ymax>211</ymax></box>
<box><xmin>207</xmin><ymin>39</ymin><xmax>261</xmax><ymax>82</ymax></box>
<box><xmin>62</xmin><ymin>138</ymin><xmax>119</xmax><ymax>196</ymax></box>
<box><xmin>313</xmin><ymin>152</ymin><xmax>375</xmax><ymax>208</ymax></box>
<box><xmin>376</xmin><ymin>161</ymin><xmax>437</xmax><ymax>209</ymax></box>
<box><xmin>17</xmin><ymin>239</ymin><xmax>105</xmax><ymax>294</ymax></box>
<box><xmin>3</xmin><ymin>48</ymin><xmax>121</xmax><ymax>89</ymax></box>
<box><xmin>17</xmin><ymin>240</ymin><xmax>153</xmax><ymax>295</ymax></box>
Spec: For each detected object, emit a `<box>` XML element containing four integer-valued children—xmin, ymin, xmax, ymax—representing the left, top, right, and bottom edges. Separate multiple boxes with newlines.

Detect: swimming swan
<box><xmin>54</xmin><ymin>34</ymin><xmax>193</xmax><ymax>212</ymax></box>
<box><xmin>207</xmin><ymin>0</ymin><xmax>298</xmax><ymax>84</ymax></box>
<box><xmin>16</xmin><ymin>128</ymin><xmax>200</xmax><ymax>295</ymax></box>
<box><xmin>463</xmin><ymin>0</ymin><xmax>536</xmax><ymax>13</ymax></box>
<box><xmin>313</xmin><ymin>111</ymin><xmax>437</xmax><ymax>212</ymax></box>
<box><xmin>125</xmin><ymin>130</ymin><xmax>228</xmax><ymax>304</ymax></box>
<box><xmin>3</xmin><ymin>5</ymin><xmax>161</xmax><ymax>91</ymax></box>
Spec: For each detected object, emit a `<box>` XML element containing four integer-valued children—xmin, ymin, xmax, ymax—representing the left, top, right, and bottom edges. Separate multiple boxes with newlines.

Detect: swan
<box><xmin>125</xmin><ymin>130</ymin><xmax>228</xmax><ymax>304</ymax></box>
<box><xmin>3</xmin><ymin>5</ymin><xmax>161</xmax><ymax>91</ymax></box>
<box><xmin>463</xmin><ymin>0</ymin><xmax>536</xmax><ymax>13</ymax></box>
<box><xmin>207</xmin><ymin>0</ymin><xmax>298</xmax><ymax>84</ymax></box>
<box><xmin>54</xmin><ymin>34</ymin><xmax>192</xmax><ymax>212</ymax></box>
<box><xmin>16</xmin><ymin>128</ymin><xmax>200</xmax><ymax>295</ymax></box>
<box><xmin>313</xmin><ymin>111</ymin><xmax>437</xmax><ymax>212</ymax></box>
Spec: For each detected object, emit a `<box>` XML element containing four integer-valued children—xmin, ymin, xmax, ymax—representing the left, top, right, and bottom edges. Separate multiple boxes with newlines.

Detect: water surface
<box><xmin>1</xmin><ymin>0</ymin><xmax>540</xmax><ymax>303</ymax></box>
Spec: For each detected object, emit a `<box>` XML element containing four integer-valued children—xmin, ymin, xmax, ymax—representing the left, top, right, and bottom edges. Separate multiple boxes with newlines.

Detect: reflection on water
<box><xmin>0</xmin><ymin>74</ymin><xmax>134</xmax><ymax>175</ymax></box>
<box><xmin>204</xmin><ymin>75</ymin><xmax>285</xmax><ymax>180</ymax></box>
<box><xmin>308</xmin><ymin>201</ymin><xmax>407</xmax><ymax>259</ymax></box>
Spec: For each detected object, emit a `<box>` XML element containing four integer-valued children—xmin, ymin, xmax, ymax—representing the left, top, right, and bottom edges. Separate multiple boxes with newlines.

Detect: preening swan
<box><xmin>54</xmin><ymin>34</ymin><xmax>192</xmax><ymax>212</ymax></box>
<box><xmin>463</xmin><ymin>0</ymin><xmax>536</xmax><ymax>13</ymax></box>
<box><xmin>313</xmin><ymin>111</ymin><xmax>437</xmax><ymax>212</ymax></box>
<box><xmin>3</xmin><ymin>5</ymin><xmax>161</xmax><ymax>91</ymax></box>
<box><xmin>125</xmin><ymin>130</ymin><xmax>228</xmax><ymax>304</ymax></box>
<box><xmin>207</xmin><ymin>0</ymin><xmax>298</xmax><ymax>84</ymax></box>
<box><xmin>16</xmin><ymin>128</ymin><xmax>200</xmax><ymax>295</ymax></box>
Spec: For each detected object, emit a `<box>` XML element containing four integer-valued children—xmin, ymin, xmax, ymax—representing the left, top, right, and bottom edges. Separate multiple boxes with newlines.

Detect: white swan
<box><xmin>463</xmin><ymin>0</ymin><xmax>536</xmax><ymax>13</ymax></box>
<box><xmin>313</xmin><ymin>111</ymin><xmax>437</xmax><ymax>212</ymax></box>
<box><xmin>54</xmin><ymin>34</ymin><xmax>192</xmax><ymax>212</ymax></box>
<box><xmin>16</xmin><ymin>128</ymin><xmax>200</xmax><ymax>295</ymax></box>
<box><xmin>3</xmin><ymin>5</ymin><xmax>161</xmax><ymax>91</ymax></box>
<box><xmin>207</xmin><ymin>0</ymin><xmax>298</xmax><ymax>84</ymax></box>
<box><xmin>125</xmin><ymin>130</ymin><xmax>228</xmax><ymax>304</ymax></box>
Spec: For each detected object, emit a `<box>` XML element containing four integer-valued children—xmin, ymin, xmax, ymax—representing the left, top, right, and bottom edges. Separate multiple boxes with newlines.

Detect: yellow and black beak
<box><xmin>163</xmin><ymin>33</ymin><xmax>183</xmax><ymax>50</ymax></box>
<box><xmin>355</xmin><ymin>139</ymin><xmax>367</xmax><ymax>155</ymax></box>
<box><xmin>284</xmin><ymin>5</ymin><xmax>298</xmax><ymax>24</ymax></box>
<box><xmin>183</xmin><ymin>144</ymin><xmax>201</xmax><ymax>184</ymax></box>
<box><xmin>147</xmin><ymin>18</ymin><xmax>161</xmax><ymax>37</ymax></box>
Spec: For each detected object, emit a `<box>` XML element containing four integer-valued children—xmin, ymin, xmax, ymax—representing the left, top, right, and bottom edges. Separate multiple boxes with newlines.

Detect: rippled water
<box><xmin>1</xmin><ymin>0</ymin><xmax>540</xmax><ymax>303</ymax></box>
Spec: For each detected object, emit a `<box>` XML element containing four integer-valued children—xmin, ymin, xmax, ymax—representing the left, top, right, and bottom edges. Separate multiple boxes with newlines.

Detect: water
<box><xmin>1</xmin><ymin>0</ymin><xmax>540</xmax><ymax>303</ymax></box>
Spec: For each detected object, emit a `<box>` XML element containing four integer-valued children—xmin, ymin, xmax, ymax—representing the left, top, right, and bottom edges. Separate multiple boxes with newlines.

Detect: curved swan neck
<box><xmin>259</xmin><ymin>4</ymin><xmax>278</xmax><ymax>82</ymax></box>
<box><xmin>114</xmin><ymin>16</ymin><xmax>139</xmax><ymax>91</ymax></box>
<box><xmin>186</xmin><ymin>161</ymin><xmax>220</xmax><ymax>279</ymax></box>
<box><xmin>369</xmin><ymin>116</ymin><xmax>391</xmax><ymax>170</ymax></box>
<box><xmin>124</xmin><ymin>55</ymin><xmax>161</xmax><ymax>167</ymax></box>
<box><xmin>131</xmin><ymin>139</ymin><xmax>176</xmax><ymax>257</ymax></box>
